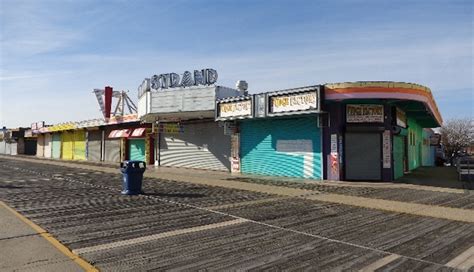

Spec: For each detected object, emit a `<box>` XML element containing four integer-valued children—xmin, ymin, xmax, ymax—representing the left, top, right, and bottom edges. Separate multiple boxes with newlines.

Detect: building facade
<box><xmin>137</xmin><ymin>70</ymin><xmax>245</xmax><ymax>171</ymax></box>
<box><xmin>216</xmin><ymin>86</ymin><xmax>324</xmax><ymax>179</ymax></box>
<box><xmin>322</xmin><ymin>82</ymin><xmax>441</xmax><ymax>181</ymax></box>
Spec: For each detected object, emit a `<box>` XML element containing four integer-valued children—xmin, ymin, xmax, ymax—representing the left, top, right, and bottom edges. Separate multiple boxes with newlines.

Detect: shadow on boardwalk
<box><xmin>397</xmin><ymin>167</ymin><xmax>471</xmax><ymax>190</ymax></box>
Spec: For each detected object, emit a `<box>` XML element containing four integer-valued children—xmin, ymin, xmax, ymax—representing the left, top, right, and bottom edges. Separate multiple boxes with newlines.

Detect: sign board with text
<box><xmin>267</xmin><ymin>87</ymin><xmax>320</xmax><ymax>117</ymax></box>
<box><xmin>395</xmin><ymin>107</ymin><xmax>407</xmax><ymax>128</ymax></box>
<box><xmin>346</xmin><ymin>104</ymin><xmax>384</xmax><ymax>123</ymax></box>
<box><xmin>216</xmin><ymin>97</ymin><xmax>253</xmax><ymax>121</ymax></box>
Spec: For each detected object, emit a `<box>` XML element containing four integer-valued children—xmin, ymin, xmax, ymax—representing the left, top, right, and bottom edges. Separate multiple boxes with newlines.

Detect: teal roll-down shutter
<box><xmin>240</xmin><ymin>117</ymin><xmax>322</xmax><ymax>179</ymax></box>
<box><xmin>129</xmin><ymin>139</ymin><xmax>146</xmax><ymax>161</ymax></box>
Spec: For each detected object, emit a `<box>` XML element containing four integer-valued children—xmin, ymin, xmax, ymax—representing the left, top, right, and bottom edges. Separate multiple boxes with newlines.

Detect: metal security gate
<box><xmin>73</xmin><ymin>130</ymin><xmax>86</xmax><ymax>160</ymax></box>
<box><xmin>52</xmin><ymin>133</ymin><xmax>61</xmax><ymax>159</ymax></box>
<box><xmin>61</xmin><ymin>132</ymin><xmax>74</xmax><ymax>160</ymax></box>
<box><xmin>36</xmin><ymin>134</ymin><xmax>45</xmax><ymax>157</ymax></box>
<box><xmin>104</xmin><ymin>138</ymin><xmax>121</xmax><ymax>163</ymax></box>
<box><xmin>345</xmin><ymin>132</ymin><xmax>381</xmax><ymax>180</ymax></box>
<box><xmin>44</xmin><ymin>134</ymin><xmax>52</xmax><ymax>158</ymax></box>
<box><xmin>160</xmin><ymin>121</ymin><xmax>231</xmax><ymax>171</ymax></box>
<box><xmin>240</xmin><ymin>117</ymin><xmax>322</xmax><ymax>179</ymax></box>
<box><xmin>24</xmin><ymin>140</ymin><xmax>37</xmax><ymax>155</ymax></box>
<box><xmin>128</xmin><ymin>139</ymin><xmax>146</xmax><ymax>161</ymax></box>
<box><xmin>87</xmin><ymin>131</ymin><xmax>102</xmax><ymax>161</ymax></box>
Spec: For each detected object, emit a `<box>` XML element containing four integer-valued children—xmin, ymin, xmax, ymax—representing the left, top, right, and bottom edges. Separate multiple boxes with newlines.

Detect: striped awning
<box><xmin>108</xmin><ymin>129</ymin><xmax>131</xmax><ymax>138</ymax></box>
<box><xmin>130</xmin><ymin>128</ymin><xmax>146</xmax><ymax>138</ymax></box>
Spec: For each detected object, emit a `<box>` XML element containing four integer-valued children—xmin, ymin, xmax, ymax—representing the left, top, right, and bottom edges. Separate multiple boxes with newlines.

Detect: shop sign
<box><xmin>159</xmin><ymin>123</ymin><xmax>184</xmax><ymax>134</ymax></box>
<box><xmin>24</xmin><ymin>129</ymin><xmax>33</xmax><ymax>137</ymax></box>
<box><xmin>346</xmin><ymin>104</ymin><xmax>384</xmax><ymax>123</ymax></box>
<box><xmin>255</xmin><ymin>94</ymin><xmax>266</xmax><ymax>118</ymax></box>
<box><xmin>396</xmin><ymin>108</ymin><xmax>407</xmax><ymax>128</ymax></box>
<box><xmin>382</xmin><ymin>130</ymin><xmax>391</xmax><ymax>168</ymax></box>
<box><xmin>269</xmin><ymin>91</ymin><xmax>318</xmax><ymax>114</ymax></box>
<box><xmin>150</xmin><ymin>68</ymin><xmax>218</xmax><ymax>90</ymax></box>
<box><xmin>218</xmin><ymin>100</ymin><xmax>252</xmax><ymax>119</ymax></box>
<box><xmin>31</xmin><ymin>121</ymin><xmax>45</xmax><ymax>133</ymax></box>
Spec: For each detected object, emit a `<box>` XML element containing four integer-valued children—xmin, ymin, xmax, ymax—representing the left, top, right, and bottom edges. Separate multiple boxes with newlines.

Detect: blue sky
<box><xmin>0</xmin><ymin>0</ymin><xmax>472</xmax><ymax>127</ymax></box>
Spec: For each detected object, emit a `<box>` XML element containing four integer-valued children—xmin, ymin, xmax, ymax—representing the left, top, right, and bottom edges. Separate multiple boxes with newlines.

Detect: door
<box><xmin>128</xmin><ymin>139</ymin><xmax>146</xmax><ymax>161</ymax></box>
<box><xmin>44</xmin><ymin>134</ymin><xmax>52</xmax><ymax>158</ymax></box>
<box><xmin>393</xmin><ymin>135</ymin><xmax>404</xmax><ymax>179</ymax></box>
<box><xmin>10</xmin><ymin>143</ymin><xmax>17</xmax><ymax>155</ymax></box>
<box><xmin>73</xmin><ymin>130</ymin><xmax>86</xmax><ymax>160</ymax></box>
<box><xmin>240</xmin><ymin>117</ymin><xmax>322</xmax><ymax>179</ymax></box>
<box><xmin>61</xmin><ymin>132</ymin><xmax>74</xmax><ymax>160</ymax></box>
<box><xmin>345</xmin><ymin>132</ymin><xmax>381</xmax><ymax>180</ymax></box>
<box><xmin>52</xmin><ymin>133</ymin><xmax>61</xmax><ymax>159</ymax></box>
<box><xmin>104</xmin><ymin>138</ymin><xmax>121</xmax><ymax>162</ymax></box>
<box><xmin>87</xmin><ymin>131</ymin><xmax>102</xmax><ymax>161</ymax></box>
<box><xmin>24</xmin><ymin>140</ymin><xmax>37</xmax><ymax>155</ymax></box>
<box><xmin>36</xmin><ymin>134</ymin><xmax>44</xmax><ymax>157</ymax></box>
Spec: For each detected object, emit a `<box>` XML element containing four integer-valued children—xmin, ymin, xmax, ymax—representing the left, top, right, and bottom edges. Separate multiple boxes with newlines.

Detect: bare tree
<box><xmin>440</xmin><ymin>118</ymin><xmax>474</xmax><ymax>164</ymax></box>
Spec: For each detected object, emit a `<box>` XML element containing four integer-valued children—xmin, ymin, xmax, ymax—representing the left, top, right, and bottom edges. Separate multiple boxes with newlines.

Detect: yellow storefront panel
<box><xmin>73</xmin><ymin>130</ymin><xmax>86</xmax><ymax>161</ymax></box>
<box><xmin>61</xmin><ymin>132</ymin><xmax>74</xmax><ymax>160</ymax></box>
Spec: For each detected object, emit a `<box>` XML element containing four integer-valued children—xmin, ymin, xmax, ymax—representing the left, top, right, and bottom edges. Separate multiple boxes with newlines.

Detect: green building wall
<box><xmin>407</xmin><ymin>117</ymin><xmax>423</xmax><ymax>171</ymax></box>
<box><xmin>393</xmin><ymin>135</ymin><xmax>405</xmax><ymax>179</ymax></box>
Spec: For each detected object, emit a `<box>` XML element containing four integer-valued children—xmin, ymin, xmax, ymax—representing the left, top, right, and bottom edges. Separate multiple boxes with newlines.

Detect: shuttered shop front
<box><xmin>87</xmin><ymin>131</ymin><xmax>102</xmax><ymax>161</ymax></box>
<box><xmin>36</xmin><ymin>134</ymin><xmax>45</xmax><ymax>157</ymax></box>
<box><xmin>73</xmin><ymin>130</ymin><xmax>86</xmax><ymax>160</ymax></box>
<box><xmin>52</xmin><ymin>133</ymin><xmax>61</xmax><ymax>159</ymax></box>
<box><xmin>128</xmin><ymin>139</ymin><xmax>146</xmax><ymax>161</ymax></box>
<box><xmin>44</xmin><ymin>133</ymin><xmax>52</xmax><ymax>158</ymax></box>
<box><xmin>240</xmin><ymin>117</ymin><xmax>322</xmax><ymax>179</ymax></box>
<box><xmin>160</xmin><ymin>121</ymin><xmax>230</xmax><ymax>171</ymax></box>
<box><xmin>105</xmin><ymin>130</ymin><xmax>121</xmax><ymax>163</ymax></box>
<box><xmin>61</xmin><ymin>132</ymin><xmax>74</xmax><ymax>160</ymax></box>
<box><xmin>345</xmin><ymin>132</ymin><xmax>382</xmax><ymax>180</ymax></box>
<box><xmin>24</xmin><ymin>140</ymin><xmax>37</xmax><ymax>155</ymax></box>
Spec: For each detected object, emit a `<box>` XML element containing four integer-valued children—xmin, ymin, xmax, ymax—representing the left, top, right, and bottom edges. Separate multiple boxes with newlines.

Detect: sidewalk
<box><xmin>0</xmin><ymin>202</ymin><xmax>94</xmax><ymax>271</ymax></box>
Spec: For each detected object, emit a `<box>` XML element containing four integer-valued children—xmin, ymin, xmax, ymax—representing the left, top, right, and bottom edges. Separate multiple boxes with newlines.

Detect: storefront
<box><xmin>61</xmin><ymin>131</ymin><xmax>74</xmax><ymax>160</ymax></box>
<box><xmin>323</xmin><ymin>82</ymin><xmax>443</xmax><ymax>182</ymax></box>
<box><xmin>23</xmin><ymin>129</ymin><xmax>37</xmax><ymax>155</ymax></box>
<box><xmin>87</xmin><ymin>129</ymin><xmax>103</xmax><ymax>162</ymax></box>
<box><xmin>104</xmin><ymin>128</ymin><xmax>123</xmax><ymax>163</ymax></box>
<box><xmin>36</xmin><ymin>134</ymin><xmax>45</xmax><ymax>157</ymax></box>
<box><xmin>158</xmin><ymin>121</ymin><xmax>230</xmax><ymax>171</ymax></box>
<box><xmin>137</xmin><ymin>68</ymin><xmax>244</xmax><ymax>171</ymax></box>
<box><xmin>216</xmin><ymin>86</ymin><xmax>323</xmax><ymax>178</ymax></box>
<box><xmin>51</xmin><ymin>133</ymin><xmax>61</xmax><ymax>159</ymax></box>
<box><xmin>44</xmin><ymin>133</ymin><xmax>52</xmax><ymax>158</ymax></box>
<box><xmin>127</xmin><ymin>128</ymin><xmax>148</xmax><ymax>162</ymax></box>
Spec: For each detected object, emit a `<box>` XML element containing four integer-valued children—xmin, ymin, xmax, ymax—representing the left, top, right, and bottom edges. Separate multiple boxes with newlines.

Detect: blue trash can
<box><xmin>120</xmin><ymin>160</ymin><xmax>146</xmax><ymax>195</ymax></box>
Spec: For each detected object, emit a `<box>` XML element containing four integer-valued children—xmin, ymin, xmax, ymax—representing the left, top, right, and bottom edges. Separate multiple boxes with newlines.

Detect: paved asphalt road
<box><xmin>0</xmin><ymin>158</ymin><xmax>473</xmax><ymax>271</ymax></box>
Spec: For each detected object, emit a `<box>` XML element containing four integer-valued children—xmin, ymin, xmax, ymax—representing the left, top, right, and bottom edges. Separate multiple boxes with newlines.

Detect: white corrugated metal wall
<box><xmin>160</xmin><ymin>121</ymin><xmax>230</xmax><ymax>171</ymax></box>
